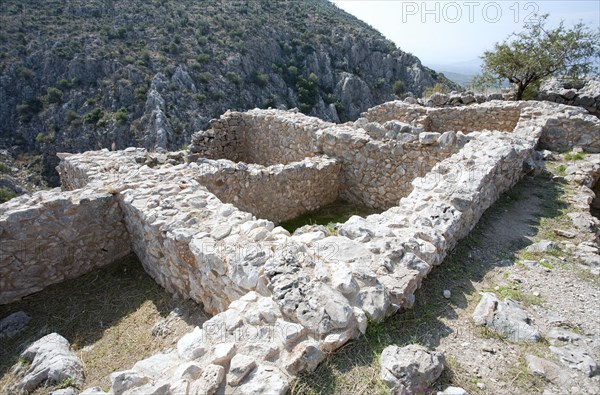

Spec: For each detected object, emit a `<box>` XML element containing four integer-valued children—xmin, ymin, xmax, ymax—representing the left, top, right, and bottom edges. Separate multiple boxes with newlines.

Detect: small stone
<box><xmin>211</xmin><ymin>342</ymin><xmax>236</xmax><ymax>365</ymax></box>
<box><xmin>177</xmin><ymin>327</ymin><xmax>207</xmax><ymax>360</ymax></box>
<box><xmin>553</xmin><ymin>229</ymin><xmax>576</xmax><ymax>239</ymax></box>
<box><xmin>227</xmin><ymin>354</ymin><xmax>256</xmax><ymax>386</ymax></box>
<box><xmin>437</xmin><ymin>387</ymin><xmax>469</xmax><ymax>395</ymax></box>
<box><xmin>110</xmin><ymin>370</ymin><xmax>150</xmax><ymax>395</ymax></box>
<box><xmin>190</xmin><ymin>364</ymin><xmax>224</xmax><ymax>395</ymax></box>
<box><xmin>526</xmin><ymin>240</ymin><xmax>561</xmax><ymax>253</ymax></box>
<box><xmin>48</xmin><ymin>388</ymin><xmax>78</xmax><ymax>395</ymax></box>
<box><xmin>476</xmin><ymin>382</ymin><xmax>486</xmax><ymax>390</ymax></box>
<box><xmin>236</xmin><ymin>365</ymin><xmax>289</xmax><ymax>395</ymax></box>
<box><xmin>443</xmin><ymin>289</ymin><xmax>451</xmax><ymax>299</ymax></box>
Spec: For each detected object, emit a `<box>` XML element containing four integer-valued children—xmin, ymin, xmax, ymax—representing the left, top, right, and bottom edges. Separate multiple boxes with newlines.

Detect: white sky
<box><xmin>331</xmin><ymin>0</ymin><xmax>600</xmax><ymax>68</ymax></box>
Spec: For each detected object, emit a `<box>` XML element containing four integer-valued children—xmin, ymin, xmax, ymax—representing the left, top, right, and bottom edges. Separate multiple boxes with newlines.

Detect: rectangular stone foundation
<box><xmin>3</xmin><ymin>100</ymin><xmax>600</xmax><ymax>395</ymax></box>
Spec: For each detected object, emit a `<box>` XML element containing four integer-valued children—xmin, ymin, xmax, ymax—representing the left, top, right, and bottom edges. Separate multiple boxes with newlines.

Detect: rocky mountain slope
<box><xmin>0</xmin><ymin>0</ymin><xmax>455</xmax><ymax>185</ymax></box>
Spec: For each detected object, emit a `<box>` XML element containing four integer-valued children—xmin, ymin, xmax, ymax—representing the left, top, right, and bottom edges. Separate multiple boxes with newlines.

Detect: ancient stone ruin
<box><xmin>1</xmin><ymin>100</ymin><xmax>599</xmax><ymax>394</ymax></box>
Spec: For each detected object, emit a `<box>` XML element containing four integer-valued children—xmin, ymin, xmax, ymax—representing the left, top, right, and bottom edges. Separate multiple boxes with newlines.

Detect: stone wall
<box><xmin>537</xmin><ymin>106</ymin><xmax>600</xmax><ymax>152</ymax></box>
<box><xmin>0</xmin><ymin>188</ymin><xmax>131</xmax><ymax>304</ymax></box>
<box><xmin>189</xmin><ymin>109</ymin><xmax>326</xmax><ymax>166</ymax></box>
<box><xmin>192</xmin><ymin>156</ymin><xmax>341</xmax><ymax>224</ymax></box>
<box><xmin>361</xmin><ymin>100</ymin><xmax>524</xmax><ymax>133</ymax></box>
<box><xmin>318</xmin><ymin>124</ymin><xmax>466</xmax><ymax>208</ymax></box>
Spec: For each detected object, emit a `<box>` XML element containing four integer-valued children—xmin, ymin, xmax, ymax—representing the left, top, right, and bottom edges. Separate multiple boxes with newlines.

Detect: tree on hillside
<box><xmin>473</xmin><ymin>14</ymin><xmax>600</xmax><ymax>100</ymax></box>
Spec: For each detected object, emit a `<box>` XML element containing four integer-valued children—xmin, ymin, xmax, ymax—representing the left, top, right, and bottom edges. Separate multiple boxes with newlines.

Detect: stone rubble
<box><xmin>1</xmin><ymin>100</ymin><xmax>599</xmax><ymax>393</ymax></box>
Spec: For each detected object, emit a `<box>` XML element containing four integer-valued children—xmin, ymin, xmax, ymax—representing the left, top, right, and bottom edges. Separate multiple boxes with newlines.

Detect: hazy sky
<box><xmin>331</xmin><ymin>1</ymin><xmax>600</xmax><ymax>68</ymax></box>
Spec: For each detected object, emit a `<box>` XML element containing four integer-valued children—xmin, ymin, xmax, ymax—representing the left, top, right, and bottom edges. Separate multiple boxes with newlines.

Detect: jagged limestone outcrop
<box><xmin>0</xmin><ymin>0</ymin><xmax>456</xmax><ymax>184</ymax></box>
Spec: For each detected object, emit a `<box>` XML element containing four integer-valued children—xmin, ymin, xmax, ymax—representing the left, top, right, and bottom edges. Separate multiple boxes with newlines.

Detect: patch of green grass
<box><xmin>279</xmin><ymin>200</ymin><xmax>380</xmax><ymax>233</ymax></box>
<box><xmin>0</xmin><ymin>187</ymin><xmax>17</xmax><ymax>203</ymax></box>
<box><xmin>564</xmin><ymin>151</ymin><xmax>585</xmax><ymax>161</ymax></box>
<box><xmin>556</xmin><ymin>164</ymin><xmax>567</xmax><ymax>176</ymax></box>
<box><xmin>56</xmin><ymin>378</ymin><xmax>78</xmax><ymax>390</ymax></box>
<box><xmin>485</xmin><ymin>282</ymin><xmax>543</xmax><ymax>307</ymax></box>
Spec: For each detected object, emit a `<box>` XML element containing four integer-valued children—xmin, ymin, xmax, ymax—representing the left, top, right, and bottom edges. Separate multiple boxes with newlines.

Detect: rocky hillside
<box><xmin>0</xmin><ymin>0</ymin><xmax>455</xmax><ymax>184</ymax></box>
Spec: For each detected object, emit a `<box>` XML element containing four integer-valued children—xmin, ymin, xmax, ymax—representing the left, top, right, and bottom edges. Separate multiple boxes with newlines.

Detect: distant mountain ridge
<box><xmin>0</xmin><ymin>0</ymin><xmax>456</xmax><ymax>183</ymax></box>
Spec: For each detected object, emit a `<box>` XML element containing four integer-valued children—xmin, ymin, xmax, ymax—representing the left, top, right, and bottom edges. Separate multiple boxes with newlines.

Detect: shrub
<box><xmin>296</xmin><ymin>72</ymin><xmax>319</xmax><ymax>114</ymax></box>
<box><xmin>262</xmin><ymin>96</ymin><xmax>276</xmax><ymax>108</ymax></box>
<box><xmin>57</xmin><ymin>79</ymin><xmax>72</xmax><ymax>90</ymax></box>
<box><xmin>197</xmin><ymin>53</ymin><xmax>210</xmax><ymax>63</ymax></box>
<box><xmin>0</xmin><ymin>163</ymin><xmax>10</xmax><ymax>173</ymax></box>
<box><xmin>198</xmin><ymin>72</ymin><xmax>213</xmax><ymax>83</ymax></box>
<box><xmin>422</xmin><ymin>83</ymin><xmax>449</xmax><ymax>98</ymax></box>
<box><xmin>65</xmin><ymin>109</ymin><xmax>80</xmax><ymax>124</ymax></box>
<box><xmin>225</xmin><ymin>71</ymin><xmax>241</xmax><ymax>85</ymax></box>
<box><xmin>193</xmin><ymin>93</ymin><xmax>207</xmax><ymax>103</ymax></box>
<box><xmin>46</xmin><ymin>87</ymin><xmax>63</xmax><ymax>103</ymax></box>
<box><xmin>0</xmin><ymin>188</ymin><xmax>17</xmax><ymax>203</ymax></box>
<box><xmin>253</xmin><ymin>72</ymin><xmax>268</xmax><ymax>87</ymax></box>
<box><xmin>134</xmin><ymin>87</ymin><xmax>148</xmax><ymax>100</ymax></box>
<box><xmin>392</xmin><ymin>80</ymin><xmax>406</xmax><ymax>96</ymax></box>
<box><xmin>16</xmin><ymin>66</ymin><xmax>34</xmax><ymax>80</ymax></box>
<box><xmin>83</xmin><ymin>108</ymin><xmax>104</xmax><ymax>124</ymax></box>
<box><xmin>16</xmin><ymin>98</ymin><xmax>43</xmax><ymax>122</ymax></box>
<box><xmin>115</xmin><ymin>107</ymin><xmax>128</xmax><ymax>125</ymax></box>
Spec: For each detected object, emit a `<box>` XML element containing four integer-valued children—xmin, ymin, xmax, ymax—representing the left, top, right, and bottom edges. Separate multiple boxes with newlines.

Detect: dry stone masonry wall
<box><xmin>0</xmin><ymin>189</ymin><xmax>131</xmax><ymax>304</ymax></box>
<box><xmin>2</xmin><ymin>100</ymin><xmax>599</xmax><ymax>394</ymax></box>
<box><xmin>192</xmin><ymin>156</ymin><xmax>341</xmax><ymax>224</ymax></box>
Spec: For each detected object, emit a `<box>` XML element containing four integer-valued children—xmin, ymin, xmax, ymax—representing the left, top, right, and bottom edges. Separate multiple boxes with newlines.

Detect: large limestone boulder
<box><xmin>380</xmin><ymin>344</ymin><xmax>445</xmax><ymax>394</ymax></box>
<box><xmin>13</xmin><ymin>333</ymin><xmax>84</xmax><ymax>393</ymax></box>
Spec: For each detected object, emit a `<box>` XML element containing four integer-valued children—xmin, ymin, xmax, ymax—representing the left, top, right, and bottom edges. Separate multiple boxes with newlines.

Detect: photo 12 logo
<box><xmin>401</xmin><ymin>1</ymin><xmax>541</xmax><ymax>24</ymax></box>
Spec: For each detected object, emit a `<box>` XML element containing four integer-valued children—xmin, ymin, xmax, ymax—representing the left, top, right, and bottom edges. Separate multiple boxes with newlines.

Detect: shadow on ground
<box><xmin>291</xmin><ymin>172</ymin><xmax>568</xmax><ymax>394</ymax></box>
<box><xmin>0</xmin><ymin>254</ymin><xmax>208</xmax><ymax>382</ymax></box>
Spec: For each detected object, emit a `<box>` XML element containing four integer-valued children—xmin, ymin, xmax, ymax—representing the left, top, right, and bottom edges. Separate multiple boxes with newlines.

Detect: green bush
<box><xmin>16</xmin><ymin>98</ymin><xmax>43</xmax><ymax>122</ymax></box>
<box><xmin>225</xmin><ymin>71</ymin><xmax>241</xmax><ymax>85</ymax></box>
<box><xmin>296</xmin><ymin>73</ymin><xmax>319</xmax><ymax>114</ymax></box>
<box><xmin>57</xmin><ymin>79</ymin><xmax>72</xmax><ymax>90</ymax></box>
<box><xmin>134</xmin><ymin>87</ymin><xmax>147</xmax><ymax>100</ymax></box>
<box><xmin>197</xmin><ymin>53</ymin><xmax>210</xmax><ymax>63</ymax></box>
<box><xmin>65</xmin><ymin>109</ymin><xmax>80</xmax><ymax>124</ymax></box>
<box><xmin>253</xmin><ymin>72</ymin><xmax>268</xmax><ymax>87</ymax></box>
<box><xmin>17</xmin><ymin>66</ymin><xmax>35</xmax><ymax>80</ymax></box>
<box><xmin>198</xmin><ymin>72</ymin><xmax>212</xmax><ymax>83</ymax></box>
<box><xmin>47</xmin><ymin>87</ymin><xmax>63</xmax><ymax>103</ymax></box>
<box><xmin>0</xmin><ymin>188</ymin><xmax>17</xmax><ymax>203</ymax></box>
<box><xmin>422</xmin><ymin>83</ymin><xmax>449</xmax><ymax>98</ymax></box>
<box><xmin>83</xmin><ymin>108</ymin><xmax>104</xmax><ymax>124</ymax></box>
<box><xmin>262</xmin><ymin>96</ymin><xmax>276</xmax><ymax>108</ymax></box>
<box><xmin>193</xmin><ymin>93</ymin><xmax>207</xmax><ymax>103</ymax></box>
<box><xmin>0</xmin><ymin>163</ymin><xmax>10</xmax><ymax>173</ymax></box>
<box><xmin>392</xmin><ymin>80</ymin><xmax>405</xmax><ymax>96</ymax></box>
<box><xmin>115</xmin><ymin>107</ymin><xmax>128</xmax><ymax>125</ymax></box>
